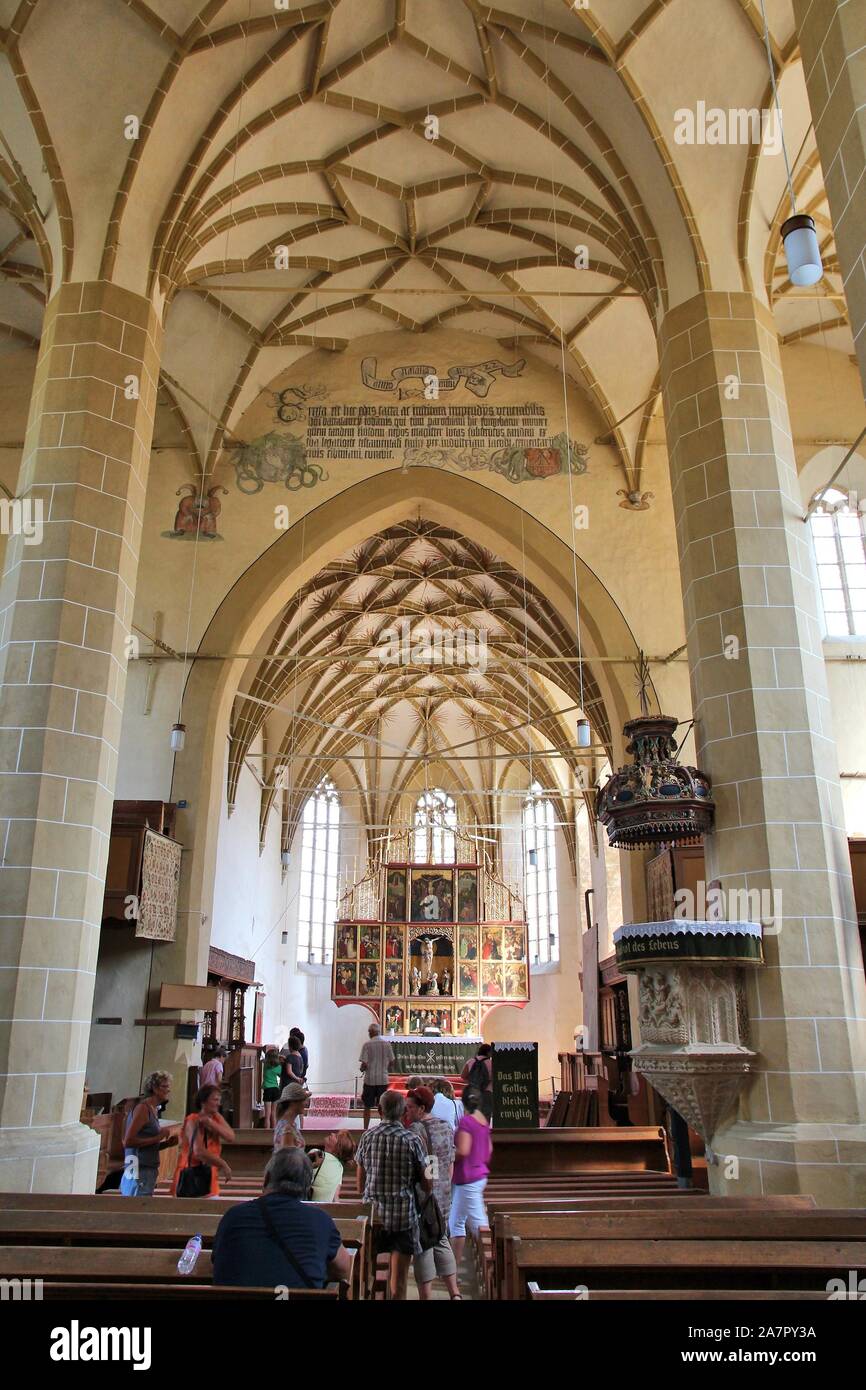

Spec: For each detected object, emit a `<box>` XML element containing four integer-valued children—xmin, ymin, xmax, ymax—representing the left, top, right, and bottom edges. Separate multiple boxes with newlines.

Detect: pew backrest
<box><xmin>509</xmin><ymin>1236</ymin><xmax>866</xmax><ymax>1299</ymax></box>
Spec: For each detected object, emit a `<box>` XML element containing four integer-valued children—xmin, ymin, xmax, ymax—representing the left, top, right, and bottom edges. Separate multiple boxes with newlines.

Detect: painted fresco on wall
<box><xmin>230</xmin><ymin>432</ymin><xmax>328</xmax><ymax>493</ymax></box>
<box><xmin>401</xmin><ymin>430</ymin><xmax>588</xmax><ymax>482</ymax></box>
<box><xmin>360</xmin><ymin>354</ymin><xmax>525</xmax><ymax>400</ymax></box>
<box><xmin>226</xmin><ymin>340</ymin><xmax>590</xmax><ymax>499</ymax></box>
<box><xmin>162</xmin><ymin>485</ymin><xmax>227</xmax><ymax>539</ymax></box>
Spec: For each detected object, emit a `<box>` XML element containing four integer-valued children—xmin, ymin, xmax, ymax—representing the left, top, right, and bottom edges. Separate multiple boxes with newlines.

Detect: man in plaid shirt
<box><xmin>355</xmin><ymin>1088</ymin><xmax>431</xmax><ymax>1300</ymax></box>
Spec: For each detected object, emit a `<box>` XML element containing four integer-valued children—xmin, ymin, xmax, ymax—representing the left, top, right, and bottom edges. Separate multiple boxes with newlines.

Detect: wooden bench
<box><xmin>0</xmin><ymin>1209</ymin><xmax>370</xmax><ymax>1299</ymax></box>
<box><xmin>487</xmin><ymin>1128</ymin><xmax>670</xmax><ymax>1175</ymax></box>
<box><xmin>468</xmin><ymin>1164</ymin><xmax>684</xmax><ymax>1297</ymax></box>
<box><xmin>513</xmin><ymin>1238</ymin><xmax>866</xmax><ymax>1297</ymax></box>
<box><xmin>526</xmin><ymin>1283</ymin><xmax>831</xmax><ymax>1301</ymax></box>
<box><xmin>40</xmin><ymin>1282</ymin><xmax>338</xmax><ymax>1301</ymax></box>
<box><xmin>484</xmin><ymin>1193</ymin><xmax>815</xmax><ymax>1218</ymax></box>
<box><xmin>0</xmin><ymin>1193</ymin><xmax>369</xmax><ymax>1219</ymax></box>
<box><xmin>494</xmin><ymin>1223</ymin><xmax>866</xmax><ymax>1299</ymax></box>
<box><xmin>472</xmin><ymin>1194</ymin><xmax>816</xmax><ymax>1299</ymax></box>
<box><xmin>0</xmin><ymin>1244</ymin><xmax>355</xmax><ymax>1298</ymax></box>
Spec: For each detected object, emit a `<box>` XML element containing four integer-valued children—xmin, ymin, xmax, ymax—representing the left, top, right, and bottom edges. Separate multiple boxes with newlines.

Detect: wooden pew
<box><xmin>0</xmin><ymin>1244</ymin><xmax>354</xmax><ymax>1300</ymax></box>
<box><xmin>475</xmin><ymin>1194</ymin><xmax>816</xmax><ymax>1299</ymax></box>
<box><xmin>527</xmin><ymin>1283</ymin><xmax>831</xmax><ymax>1301</ymax></box>
<box><xmin>0</xmin><ymin>1193</ymin><xmax>369</xmax><ymax>1219</ymax></box>
<box><xmin>494</xmin><ymin>1219</ymin><xmax>866</xmax><ymax>1299</ymax></box>
<box><xmin>0</xmin><ymin>1210</ymin><xmax>370</xmax><ymax>1300</ymax></box>
<box><xmin>511</xmin><ymin>1238</ymin><xmax>866</xmax><ymax>1298</ymax></box>
<box><xmin>0</xmin><ymin>1241</ymin><xmax>346</xmax><ymax>1300</ymax></box>
<box><xmin>41</xmin><ymin>1283</ymin><xmax>338</xmax><ymax>1301</ymax></box>
<box><xmin>487</xmin><ymin>1127</ymin><xmax>671</xmax><ymax>1175</ymax></box>
<box><xmin>484</xmin><ymin>1193</ymin><xmax>815</xmax><ymax>1218</ymax></box>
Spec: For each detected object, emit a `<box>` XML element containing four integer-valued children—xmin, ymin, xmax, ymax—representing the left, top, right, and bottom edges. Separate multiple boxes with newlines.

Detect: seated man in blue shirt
<box><xmin>213</xmin><ymin>1147</ymin><xmax>352</xmax><ymax>1289</ymax></box>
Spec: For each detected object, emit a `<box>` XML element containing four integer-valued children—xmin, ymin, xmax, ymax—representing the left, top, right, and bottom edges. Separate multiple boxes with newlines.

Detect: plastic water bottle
<box><xmin>177</xmin><ymin>1234</ymin><xmax>202</xmax><ymax>1275</ymax></box>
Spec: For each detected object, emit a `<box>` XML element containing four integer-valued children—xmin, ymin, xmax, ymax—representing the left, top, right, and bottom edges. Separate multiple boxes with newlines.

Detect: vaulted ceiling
<box><xmin>0</xmin><ymin>0</ymin><xmax>853</xmax><ymax>497</ymax></box>
<box><xmin>231</xmin><ymin>517</ymin><xmax>611</xmax><ymax>860</ymax></box>
<box><xmin>0</xmin><ymin>0</ymin><xmax>854</xmax><ymax>840</ymax></box>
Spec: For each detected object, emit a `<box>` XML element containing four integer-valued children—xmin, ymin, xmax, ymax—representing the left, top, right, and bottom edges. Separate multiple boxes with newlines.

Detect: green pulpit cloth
<box><xmin>614</xmin><ymin>919</ymin><xmax>764</xmax><ymax>969</ymax></box>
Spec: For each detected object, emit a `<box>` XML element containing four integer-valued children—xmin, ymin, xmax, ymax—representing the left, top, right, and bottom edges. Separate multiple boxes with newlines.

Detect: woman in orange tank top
<box><xmin>171</xmin><ymin>1083</ymin><xmax>235</xmax><ymax>1197</ymax></box>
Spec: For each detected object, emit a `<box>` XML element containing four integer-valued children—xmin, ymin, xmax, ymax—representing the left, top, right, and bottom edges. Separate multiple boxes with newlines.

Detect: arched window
<box><xmin>414</xmin><ymin>789</ymin><xmax>457</xmax><ymax>863</ymax></box>
<box><xmin>810</xmin><ymin>488</ymin><xmax>866</xmax><ymax>636</ymax></box>
<box><xmin>297</xmin><ymin>778</ymin><xmax>340</xmax><ymax>965</ymax></box>
<box><xmin>523</xmin><ymin>782</ymin><xmax>559</xmax><ymax>965</ymax></box>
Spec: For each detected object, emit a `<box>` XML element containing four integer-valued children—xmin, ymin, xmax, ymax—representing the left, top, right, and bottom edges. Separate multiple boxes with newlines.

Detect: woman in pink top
<box><xmin>449</xmin><ymin>1087</ymin><xmax>493</xmax><ymax>1269</ymax></box>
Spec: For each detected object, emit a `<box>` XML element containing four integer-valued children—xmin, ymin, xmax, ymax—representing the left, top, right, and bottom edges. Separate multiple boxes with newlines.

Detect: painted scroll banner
<box><xmin>136</xmin><ymin>830</ymin><xmax>182</xmax><ymax>942</ymax></box>
<box><xmin>228</xmin><ymin>346</ymin><xmax>591</xmax><ymax>493</ymax></box>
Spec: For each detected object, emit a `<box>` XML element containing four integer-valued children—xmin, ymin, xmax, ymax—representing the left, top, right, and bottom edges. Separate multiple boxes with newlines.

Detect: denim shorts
<box><xmin>448</xmin><ymin>1177</ymin><xmax>488</xmax><ymax>1236</ymax></box>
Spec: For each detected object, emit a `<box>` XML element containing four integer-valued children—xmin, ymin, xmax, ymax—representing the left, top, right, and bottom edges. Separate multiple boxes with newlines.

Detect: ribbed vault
<box><xmin>0</xmin><ymin>1</ymin><xmax>855</xmax><ymax>501</ymax></box>
<box><xmin>229</xmin><ymin>517</ymin><xmax>611</xmax><ymax>866</ymax></box>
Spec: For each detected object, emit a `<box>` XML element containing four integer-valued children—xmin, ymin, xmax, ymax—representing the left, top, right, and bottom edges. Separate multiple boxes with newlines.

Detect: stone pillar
<box><xmin>0</xmin><ymin>282</ymin><xmax>161</xmax><ymax>1191</ymax></box>
<box><xmin>659</xmin><ymin>290</ymin><xmax>866</xmax><ymax>1204</ymax></box>
<box><xmin>793</xmin><ymin>0</ymin><xmax>866</xmax><ymax>399</ymax></box>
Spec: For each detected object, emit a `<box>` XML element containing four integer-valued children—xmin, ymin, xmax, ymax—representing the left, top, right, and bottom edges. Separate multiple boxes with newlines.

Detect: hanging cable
<box><xmin>758</xmin><ymin>0</ymin><xmax>796</xmax><ymax>213</ymax></box>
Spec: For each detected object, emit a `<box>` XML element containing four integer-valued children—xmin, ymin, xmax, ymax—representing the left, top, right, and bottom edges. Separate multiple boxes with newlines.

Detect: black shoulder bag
<box><xmin>258</xmin><ymin>1197</ymin><xmax>317</xmax><ymax>1288</ymax></box>
<box><xmin>176</xmin><ymin>1122</ymin><xmax>213</xmax><ymax>1198</ymax></box>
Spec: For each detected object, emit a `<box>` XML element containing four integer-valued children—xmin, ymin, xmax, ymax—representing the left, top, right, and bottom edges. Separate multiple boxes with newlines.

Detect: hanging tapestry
<box><xmin>136</xmin><ymin>830</ymin><xmax>182</xmax><ymax>941</ymax></box>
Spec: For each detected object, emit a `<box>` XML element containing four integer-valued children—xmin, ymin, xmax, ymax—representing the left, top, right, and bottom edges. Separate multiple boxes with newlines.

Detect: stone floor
<box><xmin>405</xmin><ymin>1243</ymin><xmax>479</xmax><ymax>1300</ymax></box>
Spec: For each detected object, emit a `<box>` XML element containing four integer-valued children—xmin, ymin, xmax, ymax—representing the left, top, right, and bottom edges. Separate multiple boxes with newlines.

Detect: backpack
<box><xmin>467</xmin><ymin>1057</ymin><xmax>488</xmax><ymax>1091</ymax></box>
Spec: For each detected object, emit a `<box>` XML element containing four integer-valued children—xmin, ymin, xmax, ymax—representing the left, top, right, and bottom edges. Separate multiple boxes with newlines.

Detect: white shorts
<box><xmin>448</xmin><ymin>1178</ymin><xmax>488</xmax><ymax>1236</ymax></box>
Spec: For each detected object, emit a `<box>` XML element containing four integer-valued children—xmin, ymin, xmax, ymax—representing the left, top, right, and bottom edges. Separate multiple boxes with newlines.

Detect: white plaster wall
<box><xmin>825</xmin><ymin>651</ymin><xmax>866</xmax><ymax>837</ymax></box>
<box><xmin>209</xmin><ymin>753</ymin><xmax>376</xmax><ymax>1096</ymax></box>
<box><xmin>484</xmin><ymin>809</ymin><xmax>582</xmax><ymax>1092</ymax></box>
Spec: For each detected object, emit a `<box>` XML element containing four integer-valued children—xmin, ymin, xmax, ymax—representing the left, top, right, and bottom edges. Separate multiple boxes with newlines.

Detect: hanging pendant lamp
<box><xmin>781</xmin><ymin>213</ymin><xmax>823</xmax><ymax>286</ymax></box>
<box><xmin>759</xmin><ymin>0</ymin><xmax>823</xmax><ymax>287</ymax></box>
